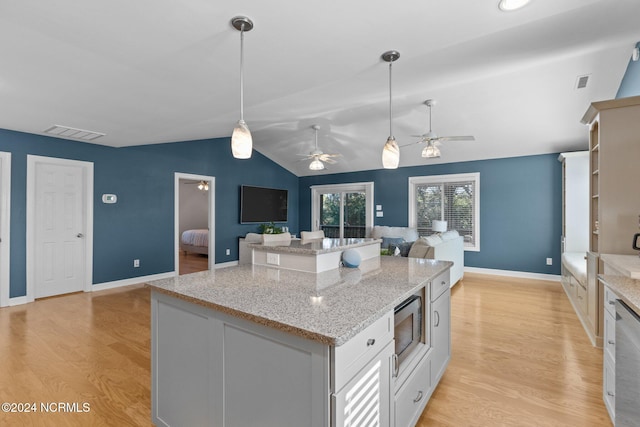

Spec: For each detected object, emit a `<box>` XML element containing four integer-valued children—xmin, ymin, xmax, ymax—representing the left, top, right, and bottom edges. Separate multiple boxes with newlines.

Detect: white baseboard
<box><xmin>8</xmin><ymin>296</ymin><xmax>29</xmax><ymax>306</ymax></box>
<box><xmin>464</xmin><ymin>267</ymin><xmax>561</xmax><ymax>282</ymax></box>
<box><xmin>91</xmin><ymin>272</ymin><xmax>175</xmax><ymax>292</ymax></box>
<box><xmin>215</xmin><ymin>260</ymin><xmax>238</xmax><ymax>269</ymax></box>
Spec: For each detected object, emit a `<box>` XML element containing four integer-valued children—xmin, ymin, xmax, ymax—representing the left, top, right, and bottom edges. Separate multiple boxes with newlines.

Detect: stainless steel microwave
<box><xmin>394</xmin><ymin>293</ymin><xmax>423</xmax><ymax>367</ymax></box>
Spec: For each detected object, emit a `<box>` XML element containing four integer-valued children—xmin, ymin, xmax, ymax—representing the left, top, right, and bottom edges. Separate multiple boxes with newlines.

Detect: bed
<box><xmin>181</xmin><ymin>229</ymin><xmax>209</xmax><ymax>255</ymax></box>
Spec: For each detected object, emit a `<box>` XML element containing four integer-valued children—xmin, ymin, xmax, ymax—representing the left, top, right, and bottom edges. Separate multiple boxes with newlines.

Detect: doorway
<box><xmin>0</xmin><ymin>151</ymin><xmax>11</xmax><ymax>307</ymax></box>
<box><xmin>174</xmin><ymin>173</ymin><xmax>215</xmax><ymax>275</ymax></box>
<box><xmin>26</xmin><ymin>155</ymin><xmax>93</xmax><ymax>302</ymax></box>
<box><xmin>311</xmin><ymin>182</ymin><xmax>374</xmax><ymax>238</ymax></box>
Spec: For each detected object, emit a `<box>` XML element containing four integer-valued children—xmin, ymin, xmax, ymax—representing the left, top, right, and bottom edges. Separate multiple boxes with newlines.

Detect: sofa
<box><xmin>371</xmin><ymin>226</ymin><xmax>464</xmax><ymax>287</ymax></box>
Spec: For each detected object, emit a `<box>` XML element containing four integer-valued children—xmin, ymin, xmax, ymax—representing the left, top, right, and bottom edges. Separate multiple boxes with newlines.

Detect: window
<box><xmin>408</xmin><ymin>173</ymin><xmax>480</xmax><ymax>251</ymax></box>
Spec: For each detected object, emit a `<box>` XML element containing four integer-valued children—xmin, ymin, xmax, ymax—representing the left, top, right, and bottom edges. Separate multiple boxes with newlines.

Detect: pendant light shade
<box><xmin>381</xmin><ymin>51</ymin><xmax>400</xmax><ymax>169</ymax></box>
<box><xmin>231</xmin><ymin>119</ymin><xmax>252</xmax><ymax>159</ymax></box>
<box><xmin>382</xmin><ymin>136</ymin><xmax>400</xmax><ymax>168</ymax></box>
<box><xmin>230</xmin><ymin>16</ymin><xmax>254</xmax><ymax>159</ymax></box>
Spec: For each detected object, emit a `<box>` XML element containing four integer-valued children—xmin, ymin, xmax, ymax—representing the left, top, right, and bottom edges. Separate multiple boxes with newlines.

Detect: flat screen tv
<box><xmin>240</xmin><ymin>185</ymin><xmax>288</xmax><ymax>224</ymax></box>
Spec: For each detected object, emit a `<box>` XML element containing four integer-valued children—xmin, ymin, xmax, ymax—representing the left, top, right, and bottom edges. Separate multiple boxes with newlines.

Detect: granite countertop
<box><xmin>247</xmin><ymin>237</ymin><xmax>382</xmax><ymax>255</ymax></box>
<box><xmin>600</xmin><ymin>254</ymin><xmax>640</xmax><ymax>279</ymax></box>
<box><xmin>146</xmin><ymin>256</ymin><xmax>451</xmax><ymax>346</ymax></box>
<box><xmin>599</xmin><ymin>275</ymin><xmax>640</xmax><ymax>316</ymax></box>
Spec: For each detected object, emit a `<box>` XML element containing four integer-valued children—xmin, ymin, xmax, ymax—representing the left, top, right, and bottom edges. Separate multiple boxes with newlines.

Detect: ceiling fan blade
<box><xmin>323</xmin><ymin>157</ymin><xmax>338</xmax><ymax>164</ymax></box>
<box><xmin>400</xmin><ymin>139</ymin><xmax>427</xmax><ymax>148</ymax></box>
<box><xmin>437</xmin><ymin>135</ymin><xmax>475</xmax><ymax>142</ymax></box>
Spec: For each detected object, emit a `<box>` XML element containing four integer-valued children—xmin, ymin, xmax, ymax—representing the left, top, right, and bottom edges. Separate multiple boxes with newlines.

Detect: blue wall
<box><xmin>616</xmin><ymin>42</ymin><xmax>640</xmax><ymax>98</ymax></box>
<box><xmin>299</xmin><ymin>154</ymin><xmax>562</xmax><ymax>275</ymax></box>
<box><xmin>0</xmin><ymin>129</ymin><xmax>298</xmax><ymax>298</ymax></box>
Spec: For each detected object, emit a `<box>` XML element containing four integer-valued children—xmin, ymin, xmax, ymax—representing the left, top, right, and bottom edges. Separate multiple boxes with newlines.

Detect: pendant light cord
<box><xmin>239</xmin><ymin>24</ymin><xmax>245</xmax><ymax>121</ymax></box>
<box><xmin>388</xmin><ymin>61</ymin><xmax>393</xmax><ymax>137</ymax></box>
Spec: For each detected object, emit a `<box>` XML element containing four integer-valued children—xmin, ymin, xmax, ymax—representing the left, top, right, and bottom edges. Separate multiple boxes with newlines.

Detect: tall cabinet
<box><xmin>581</xmin><ymin>95</ymin><xmax>640</xmax><ymax>347</ymax></box>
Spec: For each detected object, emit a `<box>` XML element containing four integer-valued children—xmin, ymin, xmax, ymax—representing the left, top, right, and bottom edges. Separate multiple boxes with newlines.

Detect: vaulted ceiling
<box><xmin>1</xmin><ymin>0</ymin><xmax>639</xmax><ymax>176</ymax></box>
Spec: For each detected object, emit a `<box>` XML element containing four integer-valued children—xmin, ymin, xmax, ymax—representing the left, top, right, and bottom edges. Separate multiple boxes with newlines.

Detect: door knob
<box><xmin>77</xmin><ymin>233</ymin><xmax>84</xmax><ymax>238</ymax></box>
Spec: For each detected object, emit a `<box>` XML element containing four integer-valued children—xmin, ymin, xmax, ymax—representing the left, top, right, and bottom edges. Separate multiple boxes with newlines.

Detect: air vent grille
<box><xmin>44</xmin><ymin>125</ymin><xmax>105</xmax><ymax>141</ymax></box>
<box><xmin>575</xmin><ymin>75</ymin><xmax>590</xmax><ymax>89</ymax></box>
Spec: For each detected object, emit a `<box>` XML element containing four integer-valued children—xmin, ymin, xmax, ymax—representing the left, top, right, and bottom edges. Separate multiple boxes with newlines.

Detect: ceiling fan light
<box><xmin>422</xmin><ymin>142</ymin><xmax>441</xmax><ymax>158</ymax></box>
<box><xmin>197</xmin><ymin>182</ymin><xmax>204</xmax><ymax>190</ymax></box>
<box><xmin>382</xmin><ymin>136</ymin><xmax>400</xmax><ymax>169</ymax></box>
<box><xmin>309</xmin><ymin>158</ymin><xmax>325</xmax><ymax>171</ymax></box>
<box><xmin>231</xmin><ymin>120</ymin><xmax>252</xmax><ymax>159</ymax></box>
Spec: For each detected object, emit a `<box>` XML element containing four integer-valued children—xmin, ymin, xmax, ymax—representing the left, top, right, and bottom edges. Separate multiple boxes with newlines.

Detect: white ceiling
<box><xmin>1</xmin><ymin>0</ymin><xmax>639</xmax><ymax>176</ymax></box>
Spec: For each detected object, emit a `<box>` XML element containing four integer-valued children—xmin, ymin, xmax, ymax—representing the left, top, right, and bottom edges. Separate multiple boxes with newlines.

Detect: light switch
<box><xmin>376</xmin><ymin>211</ymin><xmax>384</xmax><ymax>217</ymax></box>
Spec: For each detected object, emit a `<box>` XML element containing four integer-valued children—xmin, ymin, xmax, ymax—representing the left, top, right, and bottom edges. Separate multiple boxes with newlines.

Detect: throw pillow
<box><xmin>381</xmin><ymin>237</ymin><xmax>404</xmax><ymax>249</ymax></box>
<box><xmin>390</xmin><ymin>241</ymin><xmax>414</xmax><ymax>257</ymax></box>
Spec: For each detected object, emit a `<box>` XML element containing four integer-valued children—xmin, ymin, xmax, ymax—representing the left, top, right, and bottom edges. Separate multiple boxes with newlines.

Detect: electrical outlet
<box><xmin>546</xmin><ymin>258</ymin><xmax>552</xmax><ymax>266</ymax></box>
<box><xmin>134</xmin><ymin>259</ymin><xmax>140</xmax><ymax>268</ymax></box>
<box><xmin>226</xmin><ymin>248</ymin><xmax>230</xmax><ymax>256</ymax></box>
<box><xmin>266</xmin><ymin>253</ymin><xmax>280</xmax><ymax>265</ymax></box>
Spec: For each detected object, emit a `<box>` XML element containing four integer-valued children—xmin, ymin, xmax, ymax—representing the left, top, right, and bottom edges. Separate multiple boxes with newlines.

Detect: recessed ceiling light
<box><xmin>498</xmin><ymin>0</ymin><xmax>530</xmax><ymax>11</ymax></box>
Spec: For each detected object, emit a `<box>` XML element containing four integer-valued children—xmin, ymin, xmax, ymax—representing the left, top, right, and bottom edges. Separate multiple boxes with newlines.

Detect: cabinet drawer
<box><xmin>395</xmin><ymin>354</ymin><xmax>431</xmax><ymax>427</ymax></box>
<box><xmin>333</xmin><ymin>311</ymin><xmax>393</xmax><ymax>392</ymax></box>
<box><xmin>576</xmin><ymin>283</ymin><xmax>588</xmax><ymax>315</ymax></box>
<box><xmin>430</xmin><ymin>269</ymin><xmax>450</xmax><ymax>302</ymax></box>
<box><xmin>604</xmin><ymin>285</ymin><xmax>617</xmax><ymax>317</ymax></box>
<box><xmin>604</xmin><ymin>309</ymin><xmax>616</xmax><ymax>361</ymax></box>
<box><xmin>603</xmin><ymin>356</ymin><xmax>615</xmax><ymax>422</ymax></box>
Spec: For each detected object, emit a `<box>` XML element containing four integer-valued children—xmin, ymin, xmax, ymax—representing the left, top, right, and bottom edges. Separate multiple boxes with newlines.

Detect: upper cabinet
<box><xmin>581</xmin><ymin>95</ymin><xmax>640</xmax><ymax>256</ymax></box>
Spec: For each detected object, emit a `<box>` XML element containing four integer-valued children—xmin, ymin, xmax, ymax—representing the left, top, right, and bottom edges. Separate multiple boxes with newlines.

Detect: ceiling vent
<box><xmin>575</xmin><ymin>74</ymin><xmax>590</xmax><ymax>90</ymax></box>
<box><xmin>44</xmin><ymin>125</ymin><xmax>105</xmax><ymax>141</ymax></box>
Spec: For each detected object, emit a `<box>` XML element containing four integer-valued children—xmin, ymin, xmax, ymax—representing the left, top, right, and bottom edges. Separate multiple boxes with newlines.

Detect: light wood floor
<box><xmin>179</xmin><ymin>252</ymin><xmax>208</xmax><ymax>275</ymax></box>
<box><xmin>0</xmin><ymin>274</ymin><xmax>611</xmax><ymax>426</ymax></box>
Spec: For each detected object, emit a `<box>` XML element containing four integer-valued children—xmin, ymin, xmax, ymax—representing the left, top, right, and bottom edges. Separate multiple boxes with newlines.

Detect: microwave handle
<box><xmin>392</xmin><ymin>353</ymin><xmax>399</xmax><ymax>377</ymax></box>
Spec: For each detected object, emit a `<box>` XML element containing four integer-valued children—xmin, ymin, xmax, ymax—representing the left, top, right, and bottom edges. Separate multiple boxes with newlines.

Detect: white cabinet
<box><xmin>392</xmin><ymin>268</ymin><xmax>451</xmax><ymax>427</ymax></box>
<box><xmin>333</xmin><ymin>341</ymin><xmax>393</xmax><ymax>427</ymax></box>
<box><xmin>151</xmin><ymin>292</ymin><xmax>330</xmax><ymax>427</ymax></box>
<box><xmin>602</xmin><ymin>284</ymin><xmax>617</xmax><ymax>423</ymax></box>
<box><xmin>431</xmin><ymin>288</ymin><xmax>451</xmax><ymax>385</ymax></box>
<box><xmin>394</xmin><ymin>352</ymin><xmax>431</xmax><ymax>427</ymax></box>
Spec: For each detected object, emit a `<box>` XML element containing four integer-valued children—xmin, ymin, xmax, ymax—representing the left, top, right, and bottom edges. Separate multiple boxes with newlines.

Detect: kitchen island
<box><xmin>147</xmin><ymin>256</ymin><xmax>452</xmax><ymax>427</ymax></box>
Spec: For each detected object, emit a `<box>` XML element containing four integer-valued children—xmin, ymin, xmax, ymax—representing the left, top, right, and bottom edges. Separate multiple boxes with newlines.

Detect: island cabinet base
<box><xmin>151</xmin><ymin>292</ymin><xmax>330</xmax><ymax>427</ymax></box>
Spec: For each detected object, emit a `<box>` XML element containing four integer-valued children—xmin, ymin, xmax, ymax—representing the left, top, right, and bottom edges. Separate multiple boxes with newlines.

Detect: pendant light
<box><xmin>381</xmin><ymin>51</ymin><xmax>400</xmax><ymax>169</ymax></box>
<box><xmin>230</xmin><ymin>16</ymin><xmax>254</xmax><ymax>159</ymax></box>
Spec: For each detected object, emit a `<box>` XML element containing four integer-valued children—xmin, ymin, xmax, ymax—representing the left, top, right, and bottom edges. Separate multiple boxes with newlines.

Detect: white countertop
<box><xmin>599</xmin><ymin>275</ymin><xmax>640</xmax><ymax>316</ymax></box>
<box><xmin>146</xmin><ymin>256</ymin><xmax>451</xmax><ymax>346</ymax></box>
<box><xmin>248</xmin><ymin>237</ymin><xmax>381</xmax><ymax>255</ymax></box>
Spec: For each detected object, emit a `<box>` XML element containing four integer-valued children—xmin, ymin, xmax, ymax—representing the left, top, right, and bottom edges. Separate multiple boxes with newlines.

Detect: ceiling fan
<box><xmin>403</xmin><ymin>99</ymin><xmax>475</xmax><ymax>158</ymax></box>
<box><xmin>184</xmin><ymin>180</ymin><xmax>209</xmax><ymax>191</ymax></box>
<box><xmin>298</xmin><ymin>125</ymin><xmax>341</xmax><ymax>171</ymax></box>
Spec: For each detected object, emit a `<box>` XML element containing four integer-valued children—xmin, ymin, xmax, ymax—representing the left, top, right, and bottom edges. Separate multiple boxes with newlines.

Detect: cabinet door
<box><xmin>431</xmin><ymin>289</ymin><xmax>451</xmax><ymax>385</ymax></box>
<box><xmin>333</xmin><ymin>341</ymin><xmax>393</xmax><ymax>427</ymax></box>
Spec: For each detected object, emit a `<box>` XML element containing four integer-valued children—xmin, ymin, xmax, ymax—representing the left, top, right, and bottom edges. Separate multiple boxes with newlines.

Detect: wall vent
<box><xmin>575</xmin><ymin>75</ymin><xmax>590</xmax><ymax>89</ymax></box>
<box><xmin>44</xmin><ymin>125</ymin><xmax>105</xmax><ymax>141</ymax></box>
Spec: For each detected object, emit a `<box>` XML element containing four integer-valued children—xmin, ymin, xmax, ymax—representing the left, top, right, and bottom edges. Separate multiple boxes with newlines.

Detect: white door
<box><xmin>0</xmin><ymin>152</ymin><xmax>10</xmax><ymax>307</ymax></box>
<box><xmin>34</xmin><ymin>162</ymin><xmax>85</xmax><ymax>298</ymax></box>
<box><xmin>311</xmin><ymin>182</ymin><xmax>374</xmax><ymax>238</ymax></box>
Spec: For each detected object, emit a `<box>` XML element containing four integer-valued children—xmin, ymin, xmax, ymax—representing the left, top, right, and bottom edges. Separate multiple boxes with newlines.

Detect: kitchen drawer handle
<box><xmin>608</xmin><ymin>300</ymin><xmax>615</xmax><ymax>305</ymax></box>
<box><xmin>608</xmin><ymin>340</ymin><xmax>615</xmax><ymax>345</ymax></box>
<box><xmin>434</xmin><ymin>311</ymin><xmax>440</xmax><ymax>327</ymax></box>
<box><xmin>578</xmin><ymin>295</ymin><xmax>583</xmax><ymax>300</ymax></box>
<box><xmin>607</xmin><ymin>391</ymin><xmax>615</xmax><ymax>397</ymax></box>
<box><xmin>413</xmin><ymin>391</ymin><xmax>424</xmax><ymax>403</ymax></box>
<box><xmin>366</xmin><ymin>338</ymin><xmax>375</xmax><ymax>347</ymax></box>
<box><xmin>392</xmin><ymin>353</ymin><xmax>399</xmax><ymax>378</ymax></box>
<box><xmin>441</xmin><ymin>281</ymin><xmax>446</xmax><ymax>286</ymax></box>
